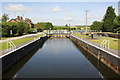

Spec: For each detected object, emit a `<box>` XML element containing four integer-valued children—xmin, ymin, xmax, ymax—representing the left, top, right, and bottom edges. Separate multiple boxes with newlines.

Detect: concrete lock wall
<box><xmin>70</xmin><ymin>35</ymin><xmax>120</xmax><ymax>75</ymax></box>
<box><xmin>2</xmin><ymin>36</ymin><xmax>48</xmax><ymax>72</ymax></box>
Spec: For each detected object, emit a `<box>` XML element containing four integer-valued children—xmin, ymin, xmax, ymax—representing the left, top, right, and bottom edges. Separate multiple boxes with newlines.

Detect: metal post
<box><xmin>84</xmin><ymin>10</ymin><xmax>89</xmax><ymax>34</ymax></box>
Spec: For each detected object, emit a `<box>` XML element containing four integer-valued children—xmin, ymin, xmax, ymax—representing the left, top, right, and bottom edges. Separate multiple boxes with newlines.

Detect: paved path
<box><xmin>0</xmin><ymin>32</ymin><xmax>43</xmax><ymax>43</ymax></box>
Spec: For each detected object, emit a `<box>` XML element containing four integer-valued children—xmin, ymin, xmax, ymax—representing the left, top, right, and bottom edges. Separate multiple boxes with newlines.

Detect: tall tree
<box><xmin>114</xmin><ymin>16</ymin><xmax>120</xmax><ymax>33</ymax></box>
<box><xmin>102</xmin><ymin>6</ymin><xmax>116</xmax><ymax>32</ymax></box>
<box><xmin>1</xmin><ymin>14</ymin><xmax>9</xmax><ymax>22</ymax></box>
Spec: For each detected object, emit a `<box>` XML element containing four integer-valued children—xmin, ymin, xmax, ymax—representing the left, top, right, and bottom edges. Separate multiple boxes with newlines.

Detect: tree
<box><xmin>102</xmin><ymin>6</ymin><xmax>116</xmax><ymax>32</ymax></box>
<box><xmin>90</xmin><ymin>21</ymin><xmax>103</xmax><ymax>31</ymax></box>
<box><xmin>44</xmin><ymin>22</ymin><xmax>53</xmax><ymax>30</ymax></box>
<box><xmin>17</xmin><ymin>21</ymin><xmax>29</xmax><ymax>35</ymax></box>
<box><xmin>0</xmin><ymin>23</ymin><xmax>2</xmax><ymax>39</ymax></box>
<box><xmin>1</xmin><ymin>14</ymin><xmax>9</xmax><ymax>22</ymax></box>
<box><xmin>114</xmin><ymin>16</ymin><xmax>120</xmax><ymax>33</ymax></box>
<box><xmin>34</xmin><ymin>22</ymin><xmax>53</xmax><ymax>31</ymax></box>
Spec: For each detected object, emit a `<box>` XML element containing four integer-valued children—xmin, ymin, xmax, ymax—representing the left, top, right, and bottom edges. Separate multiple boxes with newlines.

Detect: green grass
<box><xmin>73</xmin><ymin>33</ymin><xmax>119</xmax><ymax>50</ymax></box>
<box><xmin>0</xmin><ymin>34</ymin><xmax>44</xmax><ymax>51</ymax></box>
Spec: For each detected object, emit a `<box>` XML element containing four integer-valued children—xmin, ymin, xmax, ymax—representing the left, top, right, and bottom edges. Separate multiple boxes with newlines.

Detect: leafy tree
<box><xmin>0</xmin><ymin>23</ymin><xmax>2</xmax><ymax>39</ymax></box>
<box><xmin>34</xmin><ymin>23</ymin><xmax>44</xmax><ymax>32</ymax></box>
<box><xmin>34</xmin><ymin>22</ymin><xmax>53</xmax><ymax>31</ymax></box>
<box><xmin>53</xmin><ymin>26</ymin><xmax>66</xmax><ymax>30</ymax></box>
<box><xmin>2</xmin><ymin>22</ymin><xmax>11</xmax><ymax>37</ymax></box>
<box><xmin>17</xmin><ymin>21</ymin><xmax>29</xmax><ymax>35</ymax></box>
<box><xmin>114</xmin><ymin>16</ymin><xmax>120</xmax><ymax>33</ymax></box>
<box><xmin>102</xmin><ymin>6</ymin><xmax>116</xmax><ymax>32</ymax></box>
<box><xmin>90</xmin><ymin>21</ymin><xmax>103</xmax><ymax>31</ymax></box>
<box><xmin>2</xmin><ymin>21</ymin><xmax>29</xmax><ymax>37</ymax></box>
<box><xmin>44</xmin><ymin>22</ymin><xmax>53</xmax><ymax>30</ymax></box>
<box><xmin>1</xmin><ymin>14</ymin><xmax>9</xmax><ymax>22</ymax></box>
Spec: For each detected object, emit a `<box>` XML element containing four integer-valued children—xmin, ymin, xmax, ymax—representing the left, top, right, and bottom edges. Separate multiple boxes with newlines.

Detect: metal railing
<box><xmin>101</xmin><ymin>39</ymin><xmax>110</xmax><ymax>49</ymax></box>
<box><xmin>44</xmin><ymin>30</ymin><xmax>70</xmax><ymax>35</ymax></box>
<box><xmin>7</xmin><ymin>40</ymin><xmax>16</xmax><ymax>51</ymax></box>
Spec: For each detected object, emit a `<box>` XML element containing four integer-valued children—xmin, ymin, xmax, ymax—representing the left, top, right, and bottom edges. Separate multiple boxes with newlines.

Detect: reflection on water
<box><xmin>72</xmin><ymin>41</ymin><xmax>120</xmax><ymax>79</ymax></box>
<box><xmin>2</xmin><ymin>40</ymin><xmax>45</xmax><ymax>79</ymax></box>
<box><xmin>3</xmin><ymin>39</ymin><xmax>119</xmax><ymax>79</ymax></box>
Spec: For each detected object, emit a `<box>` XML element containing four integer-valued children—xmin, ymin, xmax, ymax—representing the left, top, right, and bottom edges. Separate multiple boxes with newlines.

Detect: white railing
<box><xmin>101</xmin><ymin>39</ymin><xmax>110</xmax><ymax>49</ymax></box>
<box><xmin>7</xmin><ymin>40</ymin><xmax>16</xmax><ymax>51</ymax></box>
<box><xmin>44</xmin><ymin>30</ymin><xmax>70</xmax><ymax>34</ymax></box>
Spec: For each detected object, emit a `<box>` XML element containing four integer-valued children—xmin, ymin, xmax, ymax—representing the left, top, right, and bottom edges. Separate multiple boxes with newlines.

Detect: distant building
<box><xmin>9</xmin><ymin>16</ymin><xmax>34</xmax><ymax>28</ymax></box>
<box><xmin>25</xmin><ymin>18</ymin><xmax>34</xmax><ymax>28</ymax></box>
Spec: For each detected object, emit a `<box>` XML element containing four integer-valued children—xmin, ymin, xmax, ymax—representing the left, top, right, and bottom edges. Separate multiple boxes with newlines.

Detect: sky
<box><xmin>1</xmin><ymin>2</ymin><xmax>119</xmax><ymax>26</ymax></box>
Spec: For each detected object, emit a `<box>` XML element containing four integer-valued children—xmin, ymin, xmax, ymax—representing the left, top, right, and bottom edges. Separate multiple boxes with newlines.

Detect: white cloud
<box><xmin>52</xmin><ymin>6</ymin><xmax>61</xmax><ymax>12</ymax></box>
<box><xmin>88</xmin><ymin>14</ymin><xmax>102</xmax><ymax>19</ymax></box>
<box><xmin>31</xmin><ymin>16</ymin><xmax>53</xmax><ymax>23</ymax></box>
<box><xmin>118</xmin><ymin>2</ymin><xmax>120</xmax><ymax>15</ymax></box>
<box><xmin>64</xmin><ymin>13</ymin><xmax>76</xmax><ymax>21</ymax></box>
<box><xmin>64</xmin><ymin>17</ymin><xmax>72</xmax><ymax>21</ymax></box>
<box><xmin>67</xmin><ymin>13</ymin><xmax>76</xmax><ymax>17</ymax></box>
<box><xmin>4</xmin><ymin>4</ymin><xmax>31</xmax><ymax>12</ymax></box>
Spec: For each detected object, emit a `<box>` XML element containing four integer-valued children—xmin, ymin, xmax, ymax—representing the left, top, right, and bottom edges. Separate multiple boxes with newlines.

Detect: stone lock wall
<box><xmin>2</xmin><ymin>36</ymin><xmax>48</xmax><ymax>72</ymax></box>
<box><xmin>70</xmin><ymin>35</ymin><xmax>120</xmax><ymax>75</ymax></box>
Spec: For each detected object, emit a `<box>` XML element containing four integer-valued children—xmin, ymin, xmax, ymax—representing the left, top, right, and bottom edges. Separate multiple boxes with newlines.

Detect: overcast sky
<box><xmin>1</xmin><ymin>1</ymin><xmax>119</xmax><ymax>26</ymax></box>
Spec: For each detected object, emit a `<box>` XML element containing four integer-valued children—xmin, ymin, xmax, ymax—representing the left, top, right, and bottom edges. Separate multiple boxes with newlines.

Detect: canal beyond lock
<box><xmin>3</xmin><ymin>38</ymin><xmax>119</xmax><ymax>79</ymax></box>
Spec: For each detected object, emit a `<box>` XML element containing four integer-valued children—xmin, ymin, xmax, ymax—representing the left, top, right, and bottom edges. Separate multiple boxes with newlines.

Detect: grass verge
<box><xmin>73</xmin><ymin>33</ymin><xmax>119</xmax><ymax>50</ymax></box>
<box><xmin>0</xmin><ymin>34</ymin><xmax>44</xmax><ymax>51</ymax></box>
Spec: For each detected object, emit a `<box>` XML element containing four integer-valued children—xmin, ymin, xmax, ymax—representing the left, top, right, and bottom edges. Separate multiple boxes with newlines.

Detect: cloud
<box><xmin>67</xmin><ymin>13</ymin><xmax>76</xmax><ymax>17</ymax></box>
<box><xmin>118</xmin><ymin>2</ymin><xmax>120</xmax><ymax>15</ymax></box>
<box><xmin>52</xmin><ymin>6</ymin><xmax>61</xmax><ymax>12</ymax></box>
<box><xmin>64</xmin><ymin>17</ymin><xmax>72</xmax><ymax>21</ymax></box>
<box><xmin>88</xmin><ymin>14</ymin><xmax>102</xmax><ymax>19</ymax></box>
<box><xmin>4</xmin><ymin>4</ymin><xmax>31</xmax><ymax>12</ymax></box>
<box><xmin>31</xmin><ymin>16</ymin><xmax>53</xmax><ymax>23</ymax></box>
<box><xmin>64</xmin><ymin>13</ymin><xmax>76</xmax><ymax>21</ymax></box>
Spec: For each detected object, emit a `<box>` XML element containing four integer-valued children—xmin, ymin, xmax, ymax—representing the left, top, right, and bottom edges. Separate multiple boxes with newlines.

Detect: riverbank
<box><xmin>1</xmin><ymin>36</ymin><xmax>48</xmax><ymax>73</ymax></box>
<box><xmin>0</xmin><ymin>33</ymin><xmax>44</xmax><ymax>55</ymax></box>
<box><xmin>73</xmin><ymin>33</ymin><xmax>119</xmax><ymax>57</ymax></box>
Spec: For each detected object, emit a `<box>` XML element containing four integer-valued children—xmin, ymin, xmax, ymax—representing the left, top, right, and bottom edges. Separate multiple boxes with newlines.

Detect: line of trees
<box><xmin>90</xmin><ymin>6</ymin><xmax>120</xmax><ymax>33</ymax></box>
<box><xmin>34</xmin><ymin>22</ymin><xmax>53</xmax><ymax>32</ymax></box>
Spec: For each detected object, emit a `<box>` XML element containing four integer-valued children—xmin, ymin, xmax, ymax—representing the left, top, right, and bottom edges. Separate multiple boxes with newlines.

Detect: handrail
<box><xmin>7</xmin><ymin>40</ymin><xmax>16</xmax><ymax>51</ymax></box>
<box><xmin>101</xmin><ymin>39</ymin><xmax>110</xmax><ymax>49</ymax></box>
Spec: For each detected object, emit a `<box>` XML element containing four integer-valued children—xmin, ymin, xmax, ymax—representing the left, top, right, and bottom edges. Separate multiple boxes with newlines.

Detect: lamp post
<box><xmin>84</xmin><ymin>10</ymin><xmax>89</xmax><ymax>34</ymax></box>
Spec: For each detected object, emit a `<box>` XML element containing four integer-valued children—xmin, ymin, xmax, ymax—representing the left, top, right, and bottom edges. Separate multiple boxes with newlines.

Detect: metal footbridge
<box><xmin>44</xmin><ymin>30</ymin><xmax>71</xmax><ymax>38</ymax></box>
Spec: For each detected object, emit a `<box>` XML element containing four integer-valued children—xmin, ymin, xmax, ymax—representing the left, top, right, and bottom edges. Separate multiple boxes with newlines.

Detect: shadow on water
<box><xmin>72</xmin><ymin>40</ymin><xmax>120</xmax><ymax>79</ymax></box>
<box><xmin>2</xmin><ymin>40</ymin><xmax>46</xmax><ymax>80</ymax></box>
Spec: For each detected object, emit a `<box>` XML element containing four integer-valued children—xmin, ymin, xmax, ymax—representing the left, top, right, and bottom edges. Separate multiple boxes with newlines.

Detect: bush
<box><xmin>1</xmin><ymin>21</ymin><xmax>30</xmax><ymax>37</ymax></box>
<box><xmin>28</xmin><ymin>29</ymin><xmax>37</xmax><ymax>34</ymax></box>
<box><xmin>34</xmin><ymin>22</ymin><xmax>53</xmax><ymax>31</ymax></box>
